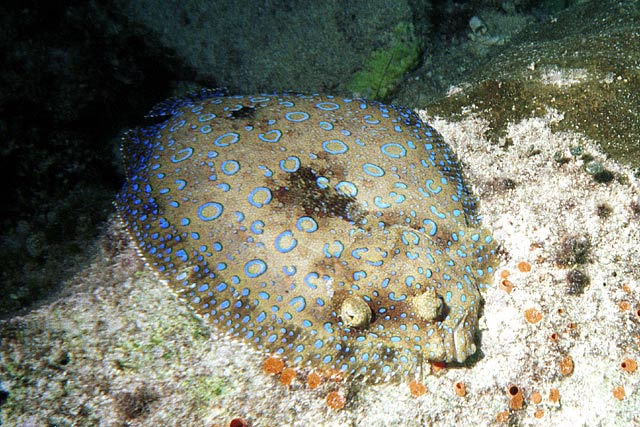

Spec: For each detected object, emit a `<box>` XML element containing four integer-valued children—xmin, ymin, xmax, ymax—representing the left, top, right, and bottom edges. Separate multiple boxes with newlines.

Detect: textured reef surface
<box><xmin>115</xmin><ymin>91</ymin><xmax>496</xmax><ymax>381</ymax></box>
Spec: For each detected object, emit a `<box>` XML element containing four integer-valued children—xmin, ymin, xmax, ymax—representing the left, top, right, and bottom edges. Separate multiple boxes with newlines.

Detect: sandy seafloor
<box><xmin>1</xmin><ymin>106</ymin><xmax>639</xmax><ymax>426</ymax></box>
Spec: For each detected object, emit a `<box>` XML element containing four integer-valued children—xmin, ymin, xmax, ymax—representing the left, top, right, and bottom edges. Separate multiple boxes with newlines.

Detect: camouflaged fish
<box><xmin>116</xmin><ymin>90</ymin><xmax>497</xmax><ymax>381</ymax></box>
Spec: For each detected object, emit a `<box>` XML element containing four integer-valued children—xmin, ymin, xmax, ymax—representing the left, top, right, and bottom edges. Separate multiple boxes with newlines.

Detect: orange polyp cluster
<box><xmin>454</xmin><ymin>381</ymin><xmax>466</xmax><ymax>397</ymax></box>
<box><xmin>498</xmin><ymin>270</ymin><xmax>515</xmax><ymax>293</ymax></box>
<box><xmin>619</xmin><ymin>300</ymin><xmax>631</xmax><ymax>311</ymax></box>
<box><xmin>517</xmin><ymin>261</ymin><xmax>532</xmax><ymax>273</ymax></box>
<box><xmin>430</xmin><ymin>361</ymin><xmax>447</xmax><ymax>374</ymax></box>
<box><xmin>620</xmin><ymin>358</ymin><xmax>637</xmax><ymax>373</ymax></box>
<box><xmin>534</xmin><ymin>409</ymin><xmax>545</xmax><ymax>419</ymax></box>
<box><xmin>524</xmin><ymin>307</ymin><xmax>543</xmax><ymax>324</ymax></box>
<box><xmin>280</xmin><ymin>367</ymin><xmax>297</xmax><ymax>386</ymax></box>
<box><xmin>508</xmin><ymin>385</ymin><xmax>524</xmax><ymax>410</ymax></box>
<box><xmin>228</xmin><ymin>418</ymin><xmax>248</xmax><ymax>427</ymax></box>
<box><xmin>326</xmin><ymin>391</ymin><xmax>346</xmax><ymax>410</ymax></box>
<box><xmin>306</xmin><ymin>371</ymin><xmax>322</xmax><ymax>389</ymax></box>
<box><xmin>531</xmin><ymin>391</ymin><xmax>542</xmax><ymax>404</ymax></box>
<box><xmin>548</xmin><ymin>388</ymin><xmax>560</xmax><ymax>404</ymax></box>
<box><xmin>409</xmin><ymin>379</ymin><xmax>427</xmax><ymax>397</ymax></box>
<box><xmin>613</xmin><ymin>385</ymin><xmax>626</xmax><ymax>400</ymax></box>
<box><xmin>559</xmin><ymin>356</ymin><xmax>574</xmax><ymax>376</ymax></box>
<box><xmin>263</xmin><ymin>356</ymin><xmax>285</xmax><ymax>375</ymax></box>
<box><xmin>496</xmin><ymin>410</ymin><xmax>509</xmax><ymax>423</ymax></box>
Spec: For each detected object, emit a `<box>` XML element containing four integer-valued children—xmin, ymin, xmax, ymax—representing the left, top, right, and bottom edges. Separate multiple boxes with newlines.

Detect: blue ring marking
<box><xmin>323</xmin><ymin>240</ymin><xmax>344</xmax><ymax>258</ymax></box>
<box><xmin>256</xmin><ymin>311</ymin><xmax>267</xmax><ymax>322</ymax></box>
<box><xmin>285</xmin><ymin>111</ymin><xmax>310</xmax><ymax>122</ymax></box>
<box><xmin>389</xmin><ymin>292</ymin><xmax>407</xmax><ymax>301</ymax></box>
<box><xmin>319</xmin><ymin>121</ymin><xmax>334</xmax><ymax>130</ymax></box>
<box><xmin>274</xmin><ymin>230</ymin><xmax>297</xmax><ymax>253</ymax></box>
<box><xmin>381</xmin><ymin>142</ymin><xmax>407</xmax><ymax>158</ymax></box>
<box><xmin>335</xmin><ymin>181</ymin><xmax>357</xmax><ymax>197</ymax></box>
<box><xmin>296</xmin><ymin>216</ymin><xmax>318</xmax><ymax>232</ymax></box>
<box><xmin>351</xmin><ymin>247</ymin><xmax>368</xmax><ymax>259</ymax></box>
<box><xmin>289</xmin><ymin>296</ymin><xmax>306</xmax><ymax>312</ymax></box>
<box><xmin>244</xmin><ymin>259</ymin><xmax>267</xmax><ymax>278</ymax></box>
<box><xmin>363</xmin><ymin>115</ymin><xmax>380</xmax><ymax>124</ymax></box>
<box><xmin>279</xmin><ymin>156</ymin><xmax>300</xmax><ymax>173</ymax></box>
<box><xmin>353</xmin><ymin>271</ymin><xmax>367</xmax><ymax>281</ymax></box>
<box><xmin>283</xmin><ymin>265</ymin><xmax>297</xmax><ymax>276</ymax></box>
<box><xmin>169</xmin><ymin>119</ymin><xmax>186</xmax><ymax>132</ymax></box>
<box><xmin>249</xmin><ymin>96</ymin><xmax>270</xmax><ymax>103</ymax></box>
<box><xmin>247</xmin><ymin>187</ymin><xmax>272</xmax><ymax>207</ymax></box>
<box><xmin>374</xmin><ymin>196</ymin><xmax>391</xmax><ymax>209</ymax></box>
<box><xmin>322</xmin><ymin>139</ymin><xmax>348</xmax><ymax>155</ymax></box>
<box><xmin>220</xmin><ymin>159</ymin><xmax>240</xmax><ymax>175</ymax></box>
<box><xmin>430</xmin><ymin>205</ymin><xmax>447</xmax><ymax>219</ymax></box>
<box><xmin>181</xmin><ymin>217</ymin><xmax>190</xmax><ymax>226</ymax></box>
<box><xmin>250</xmin><ymin>220</ymin><xmax>265</xmax><ymax>234</ymax></box>
<box><xmin>213</xmin><ymin>132</ymin><xmax>239</xmax><ymax>147</ymax></box>
<box><xmin>197</xmin><ymin>202</ymin><xmax>224</xmax><ymax>221</ymax></box>
<box><xmin>316</xmin><ymin>176</ymin><xmax>329</xmax><ymax>189</ymax></box>
<box><xmin>258</xmin><ymin>129</ymin><xmax>282</xmax><ymax>143</ymax></box>
<box><xmin>425</xmin><ymin>179</ymin><xmax>443</xmax><ymax>194</ymax></box>
<box><xmin>402</xmin><ymin>230</ymin><xmax>419</xmax><ymax>245</ymax></box>
<box><xmin>171</xmin><ymin>147</ymin><xmax>194</xmax><ymax>163</ymax></box>
<box><xmin>423</xmin><ymin>219</ymin><xmax>437</xmax><ymax>236</ymax></box>
<box><xmin>314</xmin><ymin>339</ymin><xmax>324</xmax><ymax>349</ymax></box>
<box><xmin>198</xmin><ymin>113</ymin><xmax>216</xmax><ymax>122</ymax></box>
<box><xmin>304</xmin><ymin>272</ymin><xmax>319</xmax><ymax>289</ymax></box>
<box><xmin>363</xmin><ymin>163</ymin><xmax>385</xmax><ymax>177</ymax></box>
<box><xmin>315</xmin><ymin>101</ymin><xmax>340</xmax><ymax>111</ymax></box>
<box><xmin>200</xmin><ymin>124</ymin><xmax>213</xmax><ymax>134</ymax></box>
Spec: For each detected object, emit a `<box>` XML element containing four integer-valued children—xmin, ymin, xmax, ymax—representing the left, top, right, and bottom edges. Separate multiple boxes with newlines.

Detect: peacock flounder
<box><xmin>116</xmin><ymin>90</ymin><xmax>497</xmax><ymax>382</ymax></box>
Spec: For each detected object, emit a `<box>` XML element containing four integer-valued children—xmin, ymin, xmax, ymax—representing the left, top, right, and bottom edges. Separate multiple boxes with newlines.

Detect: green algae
<box><xmin>347</xmin><ymin>22</ymin><xmax>422</xmax><ymax>100</ymax></box>
<box><xmin>424</xmin><ymin>0</ymin><xmax>640</xmax><ymax>169</ymax></box>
